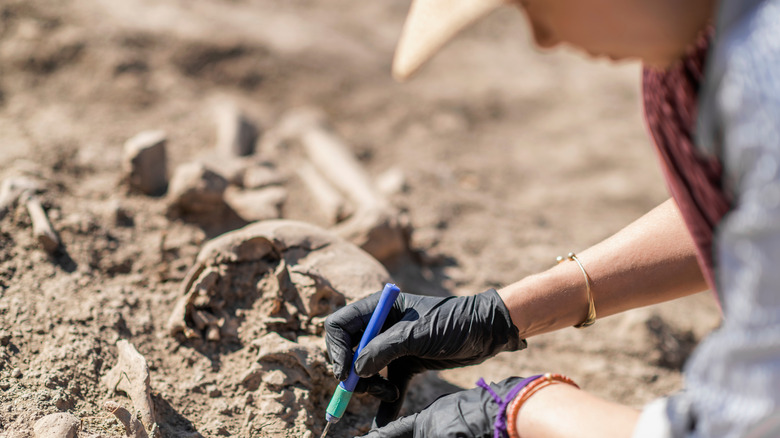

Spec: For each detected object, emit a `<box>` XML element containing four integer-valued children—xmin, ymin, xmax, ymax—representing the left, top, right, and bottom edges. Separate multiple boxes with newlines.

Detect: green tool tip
<box><xmin>326</xmin><ymin>385</ymin><xmax>353</xmax><ymax>422</ymax></box>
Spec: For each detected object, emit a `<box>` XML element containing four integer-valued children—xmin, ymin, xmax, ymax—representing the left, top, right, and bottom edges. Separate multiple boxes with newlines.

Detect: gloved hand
<box><xmin>361</xmin><ymin>376</ymin><xmax>526</xmax><ymax>438</ymax></box>
<box><xmin>324</xmin><ymin>289</ymin><xmax>526</xmax><ymax>425</ymax></box>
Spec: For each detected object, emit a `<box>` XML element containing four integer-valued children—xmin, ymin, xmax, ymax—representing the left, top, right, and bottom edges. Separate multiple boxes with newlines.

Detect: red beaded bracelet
<box><xmin>506</xmin><ymin>373</ymin><xmax>580</xmax><ymax>438</ymax></box>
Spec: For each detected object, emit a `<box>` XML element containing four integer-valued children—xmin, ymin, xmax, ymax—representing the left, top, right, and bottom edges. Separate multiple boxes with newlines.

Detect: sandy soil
<box><xmin>0</xmin><ymin>0</ymin><xmax>722</xmax><ymax>437</ymax></box>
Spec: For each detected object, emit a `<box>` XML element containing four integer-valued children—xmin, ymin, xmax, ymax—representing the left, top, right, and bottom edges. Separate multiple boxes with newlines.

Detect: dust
<box><xmin>0</xmin><ymin>0</ymin><xmax>722</xmax><ymax>437</ymax></box>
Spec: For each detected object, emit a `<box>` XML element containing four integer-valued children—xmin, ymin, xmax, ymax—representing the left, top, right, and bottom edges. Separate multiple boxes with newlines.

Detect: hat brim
<box><xmin>392</xmin><ymin>0</ymin><xmax>505</xmax><ymax>81</ymax></box>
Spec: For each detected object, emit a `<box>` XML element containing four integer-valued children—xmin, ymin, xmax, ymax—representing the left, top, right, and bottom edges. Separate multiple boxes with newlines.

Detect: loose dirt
<box><xmin>0</xmin><ymin>0</ymin><xmax>721</xmax><ymax>437</ymax></box>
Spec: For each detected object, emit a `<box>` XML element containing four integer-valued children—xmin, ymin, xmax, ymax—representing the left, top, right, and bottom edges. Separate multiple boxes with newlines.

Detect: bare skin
<box><xmin>513</xmin><ymin>0</ymin><xmax>717</xmax><ymax>67</ymax></box>
<box><xmin>499</xmin><ymin>198</ymin><xmax>706</xmax><ymax>338</ymax></box>
<box><xmin>493</xmin><ymin>0</ymin><xmax>718</xmax><ymax>436</ymax></box>
<box><xmin>498</xmin><ymin>199</ymin><xmax>704</xmax><ymax>436</ymax></box>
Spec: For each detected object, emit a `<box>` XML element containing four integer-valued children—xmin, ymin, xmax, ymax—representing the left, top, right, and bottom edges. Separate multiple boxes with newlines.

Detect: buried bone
<box><xmin>279</xmin><ymin>108</ymin><xmax>411</xmax><ymax>263</ymax></box>
<box><xmin>102</xmin><ymin>340</ymin><xmax>157</xmax><ymax>434</ymax></box>
<box><xmin>223</xmin><ymin>185</ymin><xmax>286</xmax><ymax>222</ymax></box>
<box><xmin>296</xmin><ymin>161</ymin><xmax>352</xmax><ymax>224</ymax></box>
<box><xmin>23</xmin><ymin>192</ymin><xmax>61</xmax><ymax>254</ymax></box>
<box><xmin>104</xmin><ymin>400</ymin><xmax>150</xmax><ymax>438</ymax></box>
<box><xmin>167</xmin><ymin>219</ymin><xmax>390</xmax><ymax>341</ymax></box>
<box><xmin>0</xmin><ymin>177</ymin><xmax>41</xmax><ymax>220</ymax></box>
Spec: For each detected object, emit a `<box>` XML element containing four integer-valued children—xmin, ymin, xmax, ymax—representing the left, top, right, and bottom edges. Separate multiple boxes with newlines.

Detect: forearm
<box><xmin>499</xmin><ymin>198</ymin><xmax>706</xmax><ymax>338</ymax></box>
<box><xmin>515</xmin><ymin>383</ymin><xmax>639</xmax><ymax>438</ymax></box>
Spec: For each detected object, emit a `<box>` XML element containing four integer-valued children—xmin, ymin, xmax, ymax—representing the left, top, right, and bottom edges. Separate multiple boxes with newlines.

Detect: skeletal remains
<box><xmin>52</xmin><ymin>104</ymin><xmax>412</xmax><ymax>437</ymax></box>
<box><xmin>275</xmin><ymin>107</ymin><xmax>411</xmax><ymax>265</ymax></box>
<box><xmin>167</xmin><ymin>219</ymin><xmax>390</xmax><ymax>342</ymax></box>
<box><xmin>162</xmin><ymin>219</ymin><xmax>390</xmax><ymax>436</ymax></box>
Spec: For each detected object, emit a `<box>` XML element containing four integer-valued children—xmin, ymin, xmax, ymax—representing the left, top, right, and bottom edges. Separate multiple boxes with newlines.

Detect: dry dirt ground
<box><xmin>0</xmin><ymin>0</ymin><xmax>722</xmax><ymax>437</ymax></box>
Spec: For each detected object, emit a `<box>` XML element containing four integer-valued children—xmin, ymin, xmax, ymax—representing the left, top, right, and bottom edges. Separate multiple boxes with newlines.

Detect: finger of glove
<box><xmin>354</xmin><ymin>326</ymin><xmax>413</xmax><ymax>378</ymax></box>
<box><xmin>361</xmin><ymin>414</ymin><xmax>416</xmax><ymax>438</ymax></box>
<box><xmin>374</xmin><ymin>362</ymin><xmax>414</xmax><ymax>427</ymax></box>
<box><xmin>353</xmin><ymin>375</ymin><xmax>400</xmax><ymax>403</ymax></box>
<box><xmin>324</xmin><ymin>292</ymin><xmax>383</xmax><ymax>380</ymax></box>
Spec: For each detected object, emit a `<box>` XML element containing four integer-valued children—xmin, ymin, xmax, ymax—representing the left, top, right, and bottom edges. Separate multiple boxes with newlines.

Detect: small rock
<box><xmin>261</xmin><ymin>369</ymin><xmax>287</xmax><ymax>388</ymax></box>
<box><xmin>54</xmin><ymin>393</ymin><xmax>73</xmax><ymax>411</ymax></box>
<box><xmin>0</xmin><ymin>330</ymin><xmax>11</xmax><ymax>346</ymax></box>
<box><xmin>223</xmin><ymin>186</ymin><xmax>286</xmax><ymax>222</ymax></box>
<box><xmin>33</xmin><ymin>412</ymin><xmax>80</xmax><ymax>438</ymax></box>
<box><xmin>123</xmin><ymin>130</ymin><xmax>168</xmax><ymax>196</ymax></box>
<box><xmin>257</xmin><ymin>398</ymin><xmax>285</xmax><ymax>415</ymax></box>
<box><xmin>11</xmin><ymin>368</ymin><xmax>21</xmax><ymax>379</ymax></box>
<box><xmin>167</xmin><ymin>162</ymin><xmax>228</xmax><ymax>215</ymax></box>
<box><xmin>207</xmin><ymin>385</ymin><xmax>222</xmax><ymax>398</ymax></box>
<box><xmin>214</xmin><ymin>101</ymin><xmax>258</xmax><ymax>157</ymax></box>
<box><xmin>105</xmin><ymin>199</ymin><xmax>134</xmax><ymax>227</ymax></box>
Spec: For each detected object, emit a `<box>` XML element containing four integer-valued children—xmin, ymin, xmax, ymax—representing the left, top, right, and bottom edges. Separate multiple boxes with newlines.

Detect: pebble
<box><xmin>105</xmin><ymin>199</ymin><xmax>134</xmax><ymax>227</ymax></box>
<box><xmin>214</xmin><ymin>101</ymin><xmax>258</xmax><ymax>157</ymax></box>
<box><xmin>0</xmin><ymin>330</ymin><xmax>11</xmax><ymax>346</ymax></box>
<box><xmin>11</xmin><ymin>368</ymin><xmax>21</xmax><ymax>379</ymax></box>
<box><xmin>123</xmin><ymin>130</ymin><xmax>168</xmax><ymax>196</ymax></box>
<box><xmin>207</xmin><ymin>384</ymin><xmax>222</xmax><ymax>398</ymax></box>
<box><xmin>33</xmin><ymin>412</ymin><xmax>80</xmax><ymax>438</ymax></box>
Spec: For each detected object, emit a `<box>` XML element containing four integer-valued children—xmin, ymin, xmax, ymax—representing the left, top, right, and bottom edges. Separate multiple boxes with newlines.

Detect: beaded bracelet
<box><xmin>556</xmin><ymin>252</ymin><xmax>597</xmax><ymax>328</ymax></box>
<box><xmin>506</xmin><ymin>373</ymin><xmax>580</xmax><ymax>438</ymax></box>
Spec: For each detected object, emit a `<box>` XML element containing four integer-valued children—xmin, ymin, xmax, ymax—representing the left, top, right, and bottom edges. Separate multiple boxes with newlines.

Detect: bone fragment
<box><xmin>279</xmin><ymin>108</ymin><xmax>410</xmax><ymax>263</ymax></box>
<box><xmin>168</xmin><ymin>220</ymin><xmax>390</xmax><ymax>340</ymax></box>
<box><xmin>281</xmin><ymin>109</ymin><xmax>387</xmax><ymax>211</ymax></box>
<box><xmin>195</xmin><ymin>150</ymin><xmax>252</xmax><ymax>186</ymax></box>
<box><xmin>223</xmin><ymin>185</ymin><xmax>286</xmax><ymax>222</ymax></box>
<box><xmin>376</xmin><ymin>167</ymin><xmax>408</xmax><ymax>197</ymax></box>
<box><xmin>103</xmin><ymin>400</ymin><xmax>149</xmax><ymax>438</ymax></box>
<box><xmin>296</xmin><ymin>161</ymin><xmax>351</xmax><ymax>224</ymax></box>
<box><xmin>167</xmin><ymin>162</ymin><xmax>228</xmax><ymax>216</ymax></box>
<box><xmin>214</xmin><ymin>101</ymin><xmax>258</xmax><ymax>157</ymax></box>
<box><xmin>101</xmin><ymin>340</ymin><xmax>157</xmax><ymax>433</ymax></box>
<box><xmin>123</xmin><ymin>130</ymin><xmax>168</xmax><ymax>196</ymax></box>
<box><xmin>0</xmin><ymin>177</ymin><xmax>41</xmax><ymax>220</ymax></box>
<box><xmin>242</xmin><ymin>165</ymin><xmax>285</xmax><ymax>189</ymax></box>
<box><xmin>33</xmin><ymin>412</ymin><xmax>80</xmax><ymax>438</ymax></box>
<box><xmin>334</xmin><ymin>208</ymin><xmax>411</xmax><ymax>264</ymax></box>
<box><xmin>23</xmin><ymin>193</ymin><xmax>60</xmax><ymax>254</ymax></box>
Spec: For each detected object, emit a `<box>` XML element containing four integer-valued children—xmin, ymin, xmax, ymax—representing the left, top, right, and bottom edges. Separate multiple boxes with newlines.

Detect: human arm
<box><xmin>513</xmin><ymin>382</ymin><xmax>639</xmax><ymax>438</ymax></box>
<box><xmin>499</xmin><ymin>197</ymin><xmax>707</xmax><ymax>338</ymax></box>
<box><xmin>361</xmin><ymin>374</ymin><xmax>640</xmax><ymax>438</ymax></box>
<box><xmin>325</xmin><ymin>198</ymin><xmax>707</xmax><ymax>425</ymax></box>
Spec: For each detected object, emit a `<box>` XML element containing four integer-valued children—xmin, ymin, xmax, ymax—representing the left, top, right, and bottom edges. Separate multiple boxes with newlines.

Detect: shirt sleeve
<box><xmin>650</xmin><ymin>1</ymin><xmax>780</xmax><ymax>437</ymax></box>
<box><xmin>632</xmin><ymin>398</ymin><xmax>674</xmax><ymax>438</ymax></box>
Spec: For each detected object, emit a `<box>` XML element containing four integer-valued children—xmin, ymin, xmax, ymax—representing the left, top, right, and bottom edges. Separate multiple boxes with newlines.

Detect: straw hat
<box><xmin>393</xmin><ymin>0</ymin><xmax>506</xmax><ymax>81</ymax></box>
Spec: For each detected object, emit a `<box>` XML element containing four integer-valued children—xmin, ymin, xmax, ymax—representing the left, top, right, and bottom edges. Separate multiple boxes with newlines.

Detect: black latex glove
<box><xmin>361</xmin><ymin>376</ymin><xmax>525</xmax><ymax>438</ymax></box>
<box><xmin>324</xmin><ymin>289</ymin><xmax>526</xmax><ymax>426</ymax></box>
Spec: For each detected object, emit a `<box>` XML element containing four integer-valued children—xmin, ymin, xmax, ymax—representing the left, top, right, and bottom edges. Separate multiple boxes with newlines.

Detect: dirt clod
<box><xmin>33</xmin><ymin>412</ymin><xmax>80</xmax><ymax>438</ymax></box>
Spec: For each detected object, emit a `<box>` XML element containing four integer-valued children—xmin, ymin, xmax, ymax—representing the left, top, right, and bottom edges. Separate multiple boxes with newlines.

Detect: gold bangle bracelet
<box><xmin>556</xmin><ymin>252</ymin><xmax>597</xmax><ymax>328</ymax></box>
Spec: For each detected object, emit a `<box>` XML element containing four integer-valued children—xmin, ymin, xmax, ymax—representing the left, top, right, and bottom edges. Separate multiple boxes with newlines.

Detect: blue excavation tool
<box><xmin>320</xmin><ymin>283</ymin><xmax>401</xmax><ymax>438</ymax></box>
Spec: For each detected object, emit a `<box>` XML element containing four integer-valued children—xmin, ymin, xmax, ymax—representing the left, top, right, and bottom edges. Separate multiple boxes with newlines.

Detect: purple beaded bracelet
<box><xmin>476</xmin><ymin>375</ymin><xmax>543</xmax><ymax>438</ymax></box>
